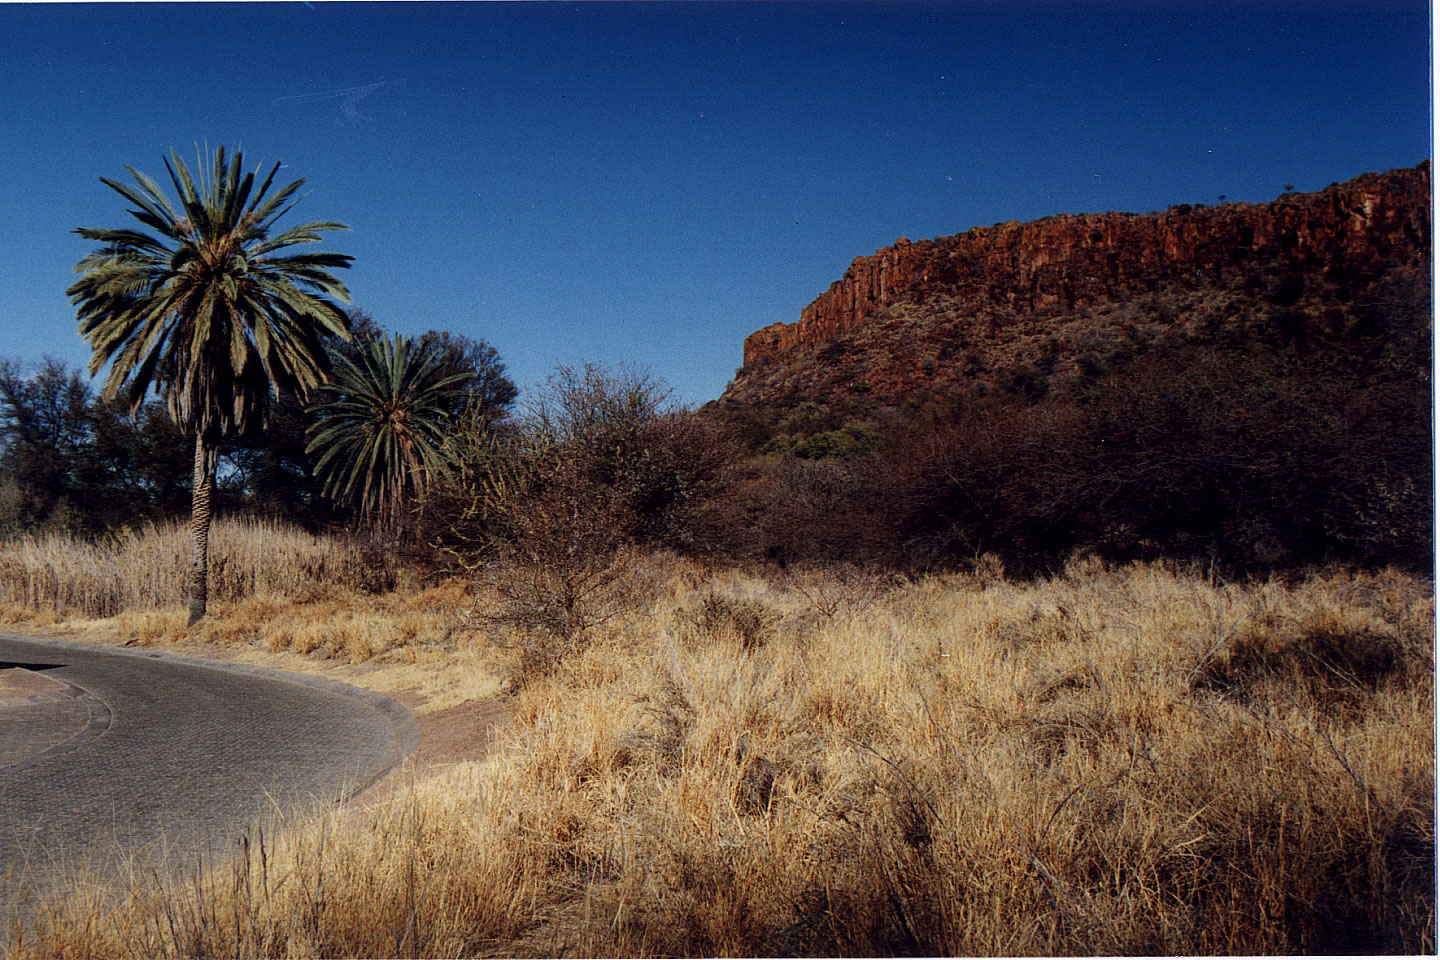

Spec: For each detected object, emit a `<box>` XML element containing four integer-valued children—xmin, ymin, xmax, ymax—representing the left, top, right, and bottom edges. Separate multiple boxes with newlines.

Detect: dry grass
<box><xmin>0</xmin><ymin>518</ymin><xmax>503</xmax><ymax>711</ymax></box>
<box><xmin>0</xmin><ymin>518</ymin><xmax>393</xmax><ymax>619</ymax></box>
<box><xmin>3</xmin><ymin>544</ymin><xmax>1434</xmax><ymax>956</ymax></box>
<box><xmin>4</xmin><ymin>776</ymin><xmax>536</xmax><ymax>960</ymax></box>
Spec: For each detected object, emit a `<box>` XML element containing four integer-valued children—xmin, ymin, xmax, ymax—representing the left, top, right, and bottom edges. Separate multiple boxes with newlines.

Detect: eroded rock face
<box><xmin>741</xmin><ymin>164</ymin><xmax>1430</xmax><ymax>370</ymax></box>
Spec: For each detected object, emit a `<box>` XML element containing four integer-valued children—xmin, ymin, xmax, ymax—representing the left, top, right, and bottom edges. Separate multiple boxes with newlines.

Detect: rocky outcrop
<box><xmin>742</xmin><ymin>163</ymin><xmax>1431</xmax><ymax>370</ymax></box>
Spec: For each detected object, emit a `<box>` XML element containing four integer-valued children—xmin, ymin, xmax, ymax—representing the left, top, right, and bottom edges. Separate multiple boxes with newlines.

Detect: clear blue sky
<box><xmin>0</xmin><ymin>1</ymin><xmax>1430</xmax><ymax>406</ymax></box>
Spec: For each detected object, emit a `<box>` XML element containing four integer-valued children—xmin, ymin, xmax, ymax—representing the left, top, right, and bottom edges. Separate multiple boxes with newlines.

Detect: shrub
<box><xmin>440</xmin><ymin>364</ymin><xmax>740</xmax><ymax>563</ymax></box>
<box><xmin>783</xmin><ymin>563</ymin><xmax>892</xmax><ymax>621</ymax></box>
<box><xmin>671</xmin><ymin>590</ymin><xmax>778</xmax><ymax>650</ymax></box>
<box><xmin>467</xmin><ymin>448</ymin><xmax>639</xmax><ymax>682</ymax></box>
<box><xmin>841</xmin><ymin>343</ymin><xmax>1432</xmax><ymax>576</ymax></box>
<box><xmin>791</xmin><ymin>423</ymin><xmax>879</xmax><ymax>460</ymax></box>
<box><xmin>464</xmin><ymin>364</ymin><xmax>737</xmax><ymax>680</ymax></box>
<box><xmin>473</xmin><ymin>546</ymin><xmax>660</xmax><ymax>684</ymax></box>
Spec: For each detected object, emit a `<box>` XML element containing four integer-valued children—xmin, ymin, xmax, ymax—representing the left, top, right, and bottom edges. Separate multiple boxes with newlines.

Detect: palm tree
<box><xmin>306</xmin><ymin>333</ymin><xmax>471</xmax><ymax>533</ymax></box>
<box><xmin>69</xmin><ymin>145</ymin><xmax>352</xmax><ymax>623</ymax></box>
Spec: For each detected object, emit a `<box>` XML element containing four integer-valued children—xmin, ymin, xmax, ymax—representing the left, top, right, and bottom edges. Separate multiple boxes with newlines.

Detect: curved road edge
<box><xmin>0</xmin><ymin>633</ymin><xmax>419</xmax><ymax>802</ymax></box>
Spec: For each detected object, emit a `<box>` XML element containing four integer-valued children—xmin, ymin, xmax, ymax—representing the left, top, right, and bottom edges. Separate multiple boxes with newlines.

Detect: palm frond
<box><xmin>71</xmin><ymin>144</ymin><xmax>352</xmax><ymax>433</ymax></box>
<box><xmin>306</xmin><ymin>333</ymin><xmax>470</xmax><ymax>521</ymax></box>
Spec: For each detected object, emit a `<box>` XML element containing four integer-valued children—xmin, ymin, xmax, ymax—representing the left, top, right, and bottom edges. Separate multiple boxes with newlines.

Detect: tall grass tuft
<box><xmin>5</xmin><ymin>780</ymin><xmax>536</xmax><ymax>959</ymax></box>
<box><xmin>0</xmin><ymin>518</ymin><xmax>379</xmax><ymax>617</ymax></box>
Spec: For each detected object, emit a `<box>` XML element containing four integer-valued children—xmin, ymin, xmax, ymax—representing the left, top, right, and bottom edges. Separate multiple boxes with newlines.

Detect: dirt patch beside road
<box><xmin>0</xmin><ymin>667</ymin><xmax>66</xmax><ymax>704</ymax></box>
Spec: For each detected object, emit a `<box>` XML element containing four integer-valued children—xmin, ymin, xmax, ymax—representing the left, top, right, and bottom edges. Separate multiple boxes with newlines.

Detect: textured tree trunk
<box><xmin>187</xmin><ymin>432</ymin><xmax>218</xmax><ymax>625</ymax></box>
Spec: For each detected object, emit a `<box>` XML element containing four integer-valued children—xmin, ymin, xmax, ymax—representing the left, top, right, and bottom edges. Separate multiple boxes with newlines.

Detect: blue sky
<box><xmin>0</xmin><ymin>1</ymin><xmax>1430</xmax><ymax>406</ymax></box>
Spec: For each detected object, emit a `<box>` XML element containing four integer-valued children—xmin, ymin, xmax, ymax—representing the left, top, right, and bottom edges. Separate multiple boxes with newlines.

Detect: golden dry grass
<box><xmin>0</xmin><ymin>518</ymin><xmax>385</xmax><ymax>618</ymax></box>
<box><xmin>2</xmin><ymin>533</ymin><xmax>1432</xmax><ymax>957</ymax></box>
<box><xmin>0</xmin><ymin>519</ymin><xmax>505</xmax><ymax>710</ymax></box>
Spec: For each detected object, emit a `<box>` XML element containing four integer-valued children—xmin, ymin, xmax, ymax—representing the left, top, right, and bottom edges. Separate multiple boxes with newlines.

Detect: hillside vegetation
<box><xmin>711</xmin><ymin>167</ymin><xmax>1431</xmax><ymax>577</ymax></box>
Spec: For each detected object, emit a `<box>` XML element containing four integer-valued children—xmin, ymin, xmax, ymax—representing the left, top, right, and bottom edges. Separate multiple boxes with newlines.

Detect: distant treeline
<box><xmin>0</xmin><ymin>311</ymin><xmax>516</xmax><ymax>537</ymax></box>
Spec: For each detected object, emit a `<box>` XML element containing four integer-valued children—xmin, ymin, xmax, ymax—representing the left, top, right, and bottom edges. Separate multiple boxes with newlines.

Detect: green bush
<box><xmin>792</xmin><ymin>424</ymin><xmax>880</xmax><ymax>460</ymax></box>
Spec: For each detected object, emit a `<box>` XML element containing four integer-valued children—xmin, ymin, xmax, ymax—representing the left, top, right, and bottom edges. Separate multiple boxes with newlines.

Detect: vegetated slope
<box><xmin>706</xmin><ymin>163</ymin><xmax>1431</xmax><ymax>574</ymax></box>
<box><xmin>718</xmin><ymin>162</ymin><xmax>1430</xmax><ymax>421</ymax></box>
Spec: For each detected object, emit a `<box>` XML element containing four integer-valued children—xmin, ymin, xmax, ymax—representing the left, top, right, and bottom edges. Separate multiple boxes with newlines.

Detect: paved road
<box><xmin>0</xmin><ymin>634</ymin><xmax>416</xmax><ymax>904</ymax></box>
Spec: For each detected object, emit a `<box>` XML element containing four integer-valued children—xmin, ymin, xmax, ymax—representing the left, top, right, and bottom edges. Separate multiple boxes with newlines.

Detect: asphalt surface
<box><xmin>0</xmin><ymin>634</ymin><xmax>417</xmax><ymax>906</ymax></box>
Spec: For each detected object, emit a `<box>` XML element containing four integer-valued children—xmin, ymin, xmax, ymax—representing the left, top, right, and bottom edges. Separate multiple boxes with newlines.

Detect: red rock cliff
<box><xmin>743</xmin><ymin>164</ymin><xmax>1431</xmax><ymax>369</ymax></box>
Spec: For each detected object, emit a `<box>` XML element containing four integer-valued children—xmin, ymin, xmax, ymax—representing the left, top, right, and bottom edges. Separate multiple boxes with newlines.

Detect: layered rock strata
<box><xmin>742</xmin><ymin>163</ymin><xmax>1430</xmax><ymax>370</ymax></box>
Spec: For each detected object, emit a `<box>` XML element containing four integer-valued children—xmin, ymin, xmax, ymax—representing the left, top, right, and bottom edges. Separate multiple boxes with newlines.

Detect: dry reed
<box><xmin>0</xmin><ymin>518</ymin><xmax>379</xmax><ymax>618</ymax></box>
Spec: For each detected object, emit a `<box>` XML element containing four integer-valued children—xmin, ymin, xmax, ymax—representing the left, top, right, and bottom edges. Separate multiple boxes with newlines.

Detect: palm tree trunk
<box><xmin>187</xmin><ymin>432</ymin><xmax>218</xmax><ymax>625</ymax></box>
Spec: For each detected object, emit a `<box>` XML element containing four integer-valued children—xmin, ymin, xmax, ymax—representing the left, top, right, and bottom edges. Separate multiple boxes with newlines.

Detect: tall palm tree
<box><xmin>69</xmin><ymin>145</ymin><xmax>353</xmax><ymax>623</ymax></box>
<box><xmin>306</xmin><ymin>333</ymin><xmax>471</xmax><ymax>533</ymax></box>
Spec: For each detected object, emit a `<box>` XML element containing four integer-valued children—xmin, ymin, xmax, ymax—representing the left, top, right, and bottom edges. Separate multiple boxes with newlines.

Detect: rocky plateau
<box><xmin>720</xmin><ymin>162</ymin><xmax>1430</xmax><ymax>416</ymax></box>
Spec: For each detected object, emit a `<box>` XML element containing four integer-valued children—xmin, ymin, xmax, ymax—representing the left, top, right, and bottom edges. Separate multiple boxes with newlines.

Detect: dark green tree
<box><xmin>416</xmin><ymin>329</ymin><xmax>518</xmax><ymax>422</ymax></box>
<box><xmin>87</xmin><ymin>396</ymin><xmax>193</xmax><ymax>524</ymax></box>
<box><xmin>68</xmin><ymin>144</ymin><xmax>353</xmax><ymax>622</ymax></box>
<box><xmin>0</xmin><ymin>358</ymin><xmax>92</xmax><ymax>531</ymax></box>
<box><xmin>0</xmin><ymin>359</ymin><xmax>199</xmax><ymax>534</ymax></box>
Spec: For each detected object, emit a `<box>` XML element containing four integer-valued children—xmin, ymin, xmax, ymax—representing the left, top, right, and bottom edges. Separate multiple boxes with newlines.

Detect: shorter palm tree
<box><xmin>306</xmin><ymin>333</ymin><xmax>471</xmax><ymax>533</ymax></box>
